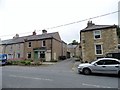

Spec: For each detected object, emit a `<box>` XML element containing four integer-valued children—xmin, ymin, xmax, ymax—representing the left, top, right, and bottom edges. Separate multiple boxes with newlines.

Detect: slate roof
<box><xmin>81</xmin><ymin>24</ymin><xmax>117</xmax><ymax>32</ymax></box>
<box><xmin>1</xmin><ymin>32</ymin><xmax>61</xmax><ymax>45</ymax></box>
<box><xmin>67</xmin><ymin>45</ymin><xmax>78</xmax><ymax>48</ymax></box>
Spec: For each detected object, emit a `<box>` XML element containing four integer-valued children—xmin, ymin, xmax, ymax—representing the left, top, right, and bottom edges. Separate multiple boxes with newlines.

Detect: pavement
<box><xmin>72</xmin><ymin>61</ymin><xmax>81</xmax><ymax>71</ymax></box>
<box><xmin>42</xmin><ymin>62</ymin><xmax>56</xmax><ymax>65</ymax></box>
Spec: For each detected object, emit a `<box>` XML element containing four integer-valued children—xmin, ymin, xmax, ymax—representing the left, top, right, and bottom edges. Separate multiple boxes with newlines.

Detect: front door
<box><xmin>34</xmin><ymin>51</ymin><xmax>38</xmax><ymax>61</ymax></box>
<box><xmin>46</xmin><ymin>52</ymin><xmax>51</xmax><ymax>61</ymax></box>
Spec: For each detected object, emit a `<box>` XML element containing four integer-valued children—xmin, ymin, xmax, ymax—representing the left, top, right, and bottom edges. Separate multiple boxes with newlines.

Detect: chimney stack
<box><xmin>87</xmin><ymin>21</ymin><xmax>95</xmax><ymax>27</ymax></box>
<box><xmin>42</xmin><ymin>29</ymin><xmax>47</xmax><ymax>34</ymax></box>
<box><xmin>13</xmin><ymin>34</ymin><xmax>19</xmax><ymax>39</ymax></box>
<box><xmin>33</xmin><ymin>30</ymin><xmax>36</xmax><ymax>35</ymax></box>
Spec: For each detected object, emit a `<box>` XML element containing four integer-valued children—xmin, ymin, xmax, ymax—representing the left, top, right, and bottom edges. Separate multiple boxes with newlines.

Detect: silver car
<box><xmin>78</xmin><ymin>58</ymin><xmax>120</xmax><ymax>76</ymax></box>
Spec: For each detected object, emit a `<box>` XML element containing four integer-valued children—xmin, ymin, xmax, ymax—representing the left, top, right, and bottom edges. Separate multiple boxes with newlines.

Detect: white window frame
<box><xmin>95</xmin><ymin>44</ymin><xmax>103</xmax><ymax>55</ymax></box>
<box><xmin>94</xmin><ymin>30</ymin><xmax>101</xmax><ymax>39</ymax></box>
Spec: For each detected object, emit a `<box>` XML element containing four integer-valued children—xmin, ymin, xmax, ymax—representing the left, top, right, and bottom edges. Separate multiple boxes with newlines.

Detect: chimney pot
<box><xmin>33</xmin><ymin>30</ymin><xmax>36</xmax><ymax>35</ymax></box>
<box><xmin>42</xmin><ymin>30</ymin><xmax>47</xmax><ymax>34</ymax></box>
<box><xmin>87</xmin><ymin>21</ymin><xmax>95</xmax><ymax>27</ymax></box>
<box><xmin>13</xmin><ymin>34</ymin><xmax>19</xmax><ymax>38</ymax></box>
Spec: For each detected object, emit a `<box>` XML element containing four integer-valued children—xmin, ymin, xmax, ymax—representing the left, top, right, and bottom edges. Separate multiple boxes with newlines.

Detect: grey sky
<box><xmin>118</xmin><ymin>1</ymin><xmax>120</xmax><ymax>26</ymax></box>
<box><xmin>0</xmin><ymin>0</ymin><xmax>119</xmax><ymax>43</ymax></box>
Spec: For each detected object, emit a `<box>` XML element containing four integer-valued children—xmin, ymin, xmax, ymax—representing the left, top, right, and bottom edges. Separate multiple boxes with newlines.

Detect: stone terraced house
<box><xmin>1</xmin><ymin>30</ymin><xmax>67</xmax><ymax>62</ymax></box>
<box><xmin>80</xmin><ymin>21</ymin><xmax>118</xmax><ymax>62</ymax></box>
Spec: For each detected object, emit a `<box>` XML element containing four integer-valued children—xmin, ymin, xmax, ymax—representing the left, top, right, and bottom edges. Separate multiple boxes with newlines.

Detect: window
<box><xmin>104</xmin><ymin>60</ymin><xmax>120</xmax><ymax>65</ymax></box>
<box><xmin>94</xmin><ymin>30</ymin><xmax>101</xmax><ymax>39</ymax></box>
<box><xmin>96</xmin><ymin>60</ymin><xmax>105</xmax><ymax>65</ymax></box>
<box><xmin>17</xmin><ymin>53</ymin><xmax>20</xmax><ymax>58</ymax></box>
<box><xmin>42</xmin><ymin>40</ymin><xmax>46</xmax><ymax>47</ymax></box>
<box><xmin>27</xmin><ymin>52</ymin><xmax>31</xmax><ymax>58</ymax></box>
<box><xmin>40</xmin><ymin>51</ymin><xmax>45</xmax><ymax>58</ymax></box>
<box><xmin>95</xmin><ymin>44</ymin><xmax>103</xmax><ymax>55</ymax></box>
<box><xmin>28</xmin><ymin>42</ymin><xmax>31</xmax><ymax>48</ymax></box>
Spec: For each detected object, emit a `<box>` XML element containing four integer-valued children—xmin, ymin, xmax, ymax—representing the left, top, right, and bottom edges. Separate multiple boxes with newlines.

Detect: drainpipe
<box><xmin>4</xmin><ymin>44</ymin><xmax>7</xmax><ymax>54</ymax></box>
<box><xmin>51</xmin><ymin>37</ymin><xmax>53</xmax><ymax>61</ymax></box>
<box><xmin>24</xmin><ymin>39</ymin><xmax>27</xmax><ymax>60</ymax></box>
<box><xmin>61</xmin><ymin>42</ymin><xmax>63</xmax><ymax>56</ymax></box>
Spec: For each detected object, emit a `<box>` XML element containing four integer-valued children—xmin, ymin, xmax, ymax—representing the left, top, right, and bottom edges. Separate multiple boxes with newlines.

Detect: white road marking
<box><xmin>82</xmin><ymin>83</ymin><xmax>112</xmax><ymax>88</ymax></box>
<box><xmin>9</xmin><ymin>75</ymin><xmax>53</xmax><ymax>81</ymax></box>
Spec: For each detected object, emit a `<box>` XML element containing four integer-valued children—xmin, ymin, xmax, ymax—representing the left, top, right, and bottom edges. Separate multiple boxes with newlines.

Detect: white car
<box><xmin>78</xmin><ymin>58</ymin><xmax>120</xmax><ymax>76</ymax></box>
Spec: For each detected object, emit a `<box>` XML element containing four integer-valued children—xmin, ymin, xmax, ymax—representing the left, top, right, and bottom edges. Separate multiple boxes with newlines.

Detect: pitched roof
<box><xmin>1</xmin><ymin>32</ymin><xmax>61</xmax><ymax>45</ymax></box>
<box><xmin>81</xmin><ymin>24</ymin><xmax>117</xmax><ymax>32</ymax></box>
<box><xmin>67</xmin><ymin>45</ymin><xmax>78</xmax><ymax>48</ymax></box>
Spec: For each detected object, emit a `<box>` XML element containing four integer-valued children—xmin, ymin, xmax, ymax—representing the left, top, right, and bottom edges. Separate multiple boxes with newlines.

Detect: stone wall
<box><xmin>81</xmin><ymin>28</ymin><xmax>118</xmax><ymax>62</ymax></box>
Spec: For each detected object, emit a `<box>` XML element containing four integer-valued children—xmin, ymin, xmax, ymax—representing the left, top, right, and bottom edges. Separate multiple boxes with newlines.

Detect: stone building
<box><xmin>1</xmin><ymin>30</ymin><xmax>67</xmax><ymax>61</ymax></box>
<box><xmin>80</xmin><ymin>21</ymin><xmax>118</xmax><ymax>62</ymax></box>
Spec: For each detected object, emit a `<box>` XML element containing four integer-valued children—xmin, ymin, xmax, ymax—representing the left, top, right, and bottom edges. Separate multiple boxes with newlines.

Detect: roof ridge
<box><xmin>1</xmin><ymin>31</ymin><xmax>60</xmax><ymax>45</ymax></box>
<box><xmin>81</xmin><ymin>24</ymin><xmax>117</xmax><ymax>32</ymax></box>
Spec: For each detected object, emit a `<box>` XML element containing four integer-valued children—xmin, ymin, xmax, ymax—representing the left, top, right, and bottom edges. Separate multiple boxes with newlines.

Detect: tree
<box><xmin>69</xmin><ymin>40</ymin><xmax>78</xmax><ymax>45</ymax></box>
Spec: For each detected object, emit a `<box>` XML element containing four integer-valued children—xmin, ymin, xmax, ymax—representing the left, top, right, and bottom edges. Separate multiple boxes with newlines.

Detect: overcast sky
<box><xmin>0</xmin><ymin>0</ymin><xmax>119</xmax><ymax>43</ymax></box>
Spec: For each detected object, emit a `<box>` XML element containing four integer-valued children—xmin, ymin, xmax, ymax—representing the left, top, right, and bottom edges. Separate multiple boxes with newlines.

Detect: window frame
<box><xmin>94</xmin><ymin>30</ymin><xmax>101</xmax><ymax>39</ymax></box>
<box><xmin>42</xmin><ymin>40</ymin><xmax>46</xmax><ymax>47</ymax></box>
<box><xmin>95</xmin><ymin>44</ymin><xmax>103</xmax><ymax>55</ymax></box>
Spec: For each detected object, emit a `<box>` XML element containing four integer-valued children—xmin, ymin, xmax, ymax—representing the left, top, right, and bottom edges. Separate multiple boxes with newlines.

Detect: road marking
<box><xmin>82</xmin><ymin>83</ymin><xmax>112</xmax><ymax>88</ymax></box>
<box><xmin>9</xmin><ymin>75</ymin><xmax>53</xmax><ymax>81</ymax></box>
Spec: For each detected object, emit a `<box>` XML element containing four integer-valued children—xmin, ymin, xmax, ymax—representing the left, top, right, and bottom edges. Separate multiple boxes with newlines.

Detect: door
<box><xmin>54</xmin><ymin>53</ymin><xmax>56</xmax><ymax>60</ymax></box>
<box><xmin>34</xmin><ymin>51</ymin><xmax>38</xmax><ymax>61</ymax></box>
<box><xmin>102</xmin><ymin>60</ymin><xmax>120</xmax><ymax>74</ymax></box>
<box><xmin>46</xmin><ymin>52</ymin><xmax>51</xmax><ymax>61</ymax></box>
<box><xmin>91</xmin><ymin>60</ymin><xmax>107</xmax><ymax>74</ymax></box>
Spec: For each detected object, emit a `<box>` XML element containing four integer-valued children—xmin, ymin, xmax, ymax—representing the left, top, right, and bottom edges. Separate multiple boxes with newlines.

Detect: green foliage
<box><xmin>68</xmin><ymin>40</ymin><xmax>79</xmax><ymax>45</ymax></box>
<box><xmin>7</xmin><ymin>60</ymin><xmax>34</xmax><ymax>66</ymax></box>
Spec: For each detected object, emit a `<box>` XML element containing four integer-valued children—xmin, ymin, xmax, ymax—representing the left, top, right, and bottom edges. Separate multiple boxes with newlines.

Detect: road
<box><xmin>1</xmin><ymin>58</ymin><xmax>120</xmax><ymax>88</ymax></box>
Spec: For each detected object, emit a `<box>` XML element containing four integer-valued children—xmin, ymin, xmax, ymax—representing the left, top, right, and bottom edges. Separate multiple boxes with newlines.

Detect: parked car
<box><xmin>78</xmin><ymin>58</ymin><xmax>120</xmax><ymax>76</ymax></box>
<box><xmin>105</xmin><ymin>52</ymin><xmax>120</xmax><ymax>60</ymax></box>
<box><xmin>0</xmin><ymin>54</ymin><xmax>7</xmax><ymax>66</ymax></box>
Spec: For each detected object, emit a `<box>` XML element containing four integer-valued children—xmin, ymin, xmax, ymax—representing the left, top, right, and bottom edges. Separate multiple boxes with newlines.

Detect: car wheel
<box><xmin>83</xmin><ymin>68</ymin><xmax>91</xmax><ymax>75</ymax></box>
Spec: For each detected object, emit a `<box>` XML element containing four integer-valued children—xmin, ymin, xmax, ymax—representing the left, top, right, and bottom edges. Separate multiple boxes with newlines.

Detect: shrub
<box><xmin>6</xmin><ymin>60</ymin><xmax>42</xmax><ymax>66</ymax></box>
<box><xmin>6</xmin><ymin>60</ymin><xmax>12</xmax><ymax>65</ymax></box>
<box><xmin>24</xmin><ymin>61</ymin><xmax>31</xmax><ymax>65</ymax></box>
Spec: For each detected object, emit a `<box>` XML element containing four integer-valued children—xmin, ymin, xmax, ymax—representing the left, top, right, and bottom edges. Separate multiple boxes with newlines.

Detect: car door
<box><xmin>102</xmin><ymin>60</ymin><xmax>120</xmax><ymax>74</ymax></box>
<box><xmin>91</xmin><ymin>60</ymin><xmax>107</xmax><ymax>74</ymax></box>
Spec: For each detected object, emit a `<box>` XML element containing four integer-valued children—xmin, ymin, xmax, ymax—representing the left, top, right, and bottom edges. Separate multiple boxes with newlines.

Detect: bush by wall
<box><xmin>6</xmin><ymin>60</ymin><xmax>41</xmax><ymax>66</ymax></box>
